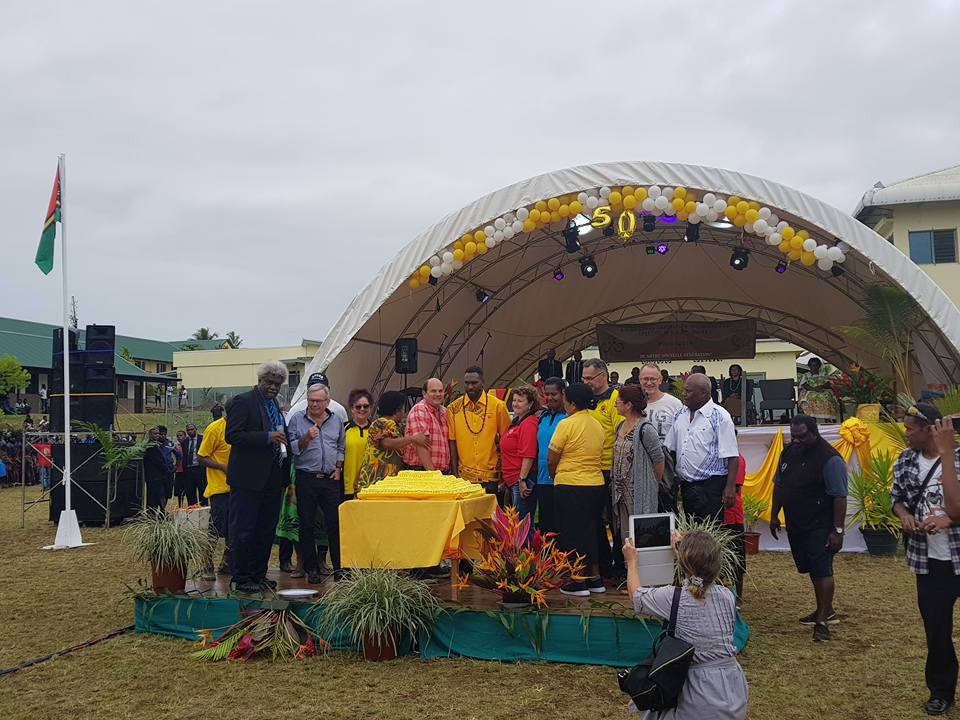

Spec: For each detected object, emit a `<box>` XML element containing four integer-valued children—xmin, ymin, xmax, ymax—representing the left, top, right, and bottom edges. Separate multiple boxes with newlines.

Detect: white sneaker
<box><xmin>560</xmin><ymin>581</ymin><xmax>590</xmax><ymax>597</ymax></box>
<box><xmin>588</xmin><ymin>578</ymin><xmax>606</xmax><ymax>594</ymax></box>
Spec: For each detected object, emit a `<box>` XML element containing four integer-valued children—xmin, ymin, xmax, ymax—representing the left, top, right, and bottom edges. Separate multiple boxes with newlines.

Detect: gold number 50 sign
<box><xmin>591</xmin><ymin>205</ymin><xmax>635</xmax><ymax>240</ymax></box>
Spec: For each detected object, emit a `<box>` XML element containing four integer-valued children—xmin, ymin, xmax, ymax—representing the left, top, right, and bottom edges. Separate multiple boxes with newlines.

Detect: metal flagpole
<box><xmin>51</xmin><ymin>152</ymin><xmax>84</xmax><ymax>549</ymax></box>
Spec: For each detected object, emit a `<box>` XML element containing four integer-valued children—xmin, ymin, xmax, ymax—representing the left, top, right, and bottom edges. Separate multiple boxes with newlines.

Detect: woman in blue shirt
<box><xmin>533</xmin><ymin>378</ymin><xmax>567</xmax><ymax>533</ymax></box>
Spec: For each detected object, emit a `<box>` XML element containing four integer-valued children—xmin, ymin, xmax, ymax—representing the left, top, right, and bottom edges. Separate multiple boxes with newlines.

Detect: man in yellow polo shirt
<box><xmin>198</xmin><ymin>404</ymin><xmax>231</xmax><ymax>580</ymax></box>
<box><xmin>582</xmin><ymin>358</ymin><xmax>625</xmax><ymax>579</ymax></box>
<box><xmin>448</xmin><ymin>366</ymin><xmax>511</xmax><ymax>497</ymax></box>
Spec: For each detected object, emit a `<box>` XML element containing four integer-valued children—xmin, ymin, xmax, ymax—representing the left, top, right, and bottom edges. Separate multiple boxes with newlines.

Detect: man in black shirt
<box><xmin>537</xmin><ymin>348</ymin><xmax>563</xmax><ymax>382</ymax></box>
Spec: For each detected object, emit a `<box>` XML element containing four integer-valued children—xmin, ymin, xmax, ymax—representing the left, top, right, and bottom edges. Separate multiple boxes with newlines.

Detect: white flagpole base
<box><xmin>46</xmin><ymin>509</ymin><xmax>85</xmax><ymax>549</ymax></box>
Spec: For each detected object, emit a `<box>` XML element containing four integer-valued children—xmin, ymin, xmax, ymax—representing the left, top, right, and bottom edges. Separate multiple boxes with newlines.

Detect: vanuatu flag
<box><xmin>35</xmin><ymin>166</ymin><xmax>61</xmax><ymax>275</ymax></box>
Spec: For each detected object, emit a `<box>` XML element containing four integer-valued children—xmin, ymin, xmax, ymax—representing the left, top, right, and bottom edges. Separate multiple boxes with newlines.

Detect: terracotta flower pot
<box><xmin>743</xmin><ymin>531</ymin><xmax>761</xmax><ymax>556</ymax></box>
<box><xmin>151</xmin><ymin>563</ymin><xmax>187</xmax><ymax>593</ymax></box>
<box><xmin>362</xmin><ymin>634</ymin><xmax>398</xmax><ymax>662</ymax></box>
<box><xmin>856</xmin><ymin>403</ymin><xmax>881</xmax><ymax>422</ymax></box>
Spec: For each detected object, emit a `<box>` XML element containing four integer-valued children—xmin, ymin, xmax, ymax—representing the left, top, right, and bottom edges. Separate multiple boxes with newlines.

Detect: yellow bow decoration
<box><xmin>834</xmin><ymin>417</ymin><xmax>872</xmax><ymax>469</ymax></box>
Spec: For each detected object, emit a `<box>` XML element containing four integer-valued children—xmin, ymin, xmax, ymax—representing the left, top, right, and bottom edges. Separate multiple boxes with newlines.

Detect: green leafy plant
<box><xmin>847</xmin><ymin>451</ymin><xmax>900</xmax><ymax>534</ymax></box>
<box><xmin>193</xmin><ymin>606</ymin><xmax>327</xmax><ymax>661</ymax></box>
<box><xmin>74</xmin><ymin>420</ymin><xmax>151</xmax><ymax>474</ymax></box>
<box><xmin>313</xmin><ymin>568</ymin><xmax>441</xmax><ymax>654</ymax></box>
<box><xmin>741</xmin><ymin>494</ymin><xmax>768</xmax><ymax>533</ymax></box>
<box><xmin>674</xmin><ymin>513</ymin><xmax>740</xmax><ymax>587</ymax></box>
<box><xmin>124</xmin><ymin>507</ymin><xmax>213</xmax><ymax>573</ymax></box>
<box><xmin>0</xmin><ymin>354</ymin><xmax>31</xmax><ymax>397</ymax></box>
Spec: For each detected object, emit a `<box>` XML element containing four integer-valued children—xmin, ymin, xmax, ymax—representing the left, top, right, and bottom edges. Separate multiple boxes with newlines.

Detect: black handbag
<box><xmin>617</xmin><ymin>586</ymin><xmax>695</xmax><ymax>711</ymax></box>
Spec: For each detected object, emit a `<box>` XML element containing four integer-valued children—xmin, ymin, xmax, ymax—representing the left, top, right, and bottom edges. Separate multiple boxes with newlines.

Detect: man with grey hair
<box><xmin>639</xmin><ymin>362</ymin><xmax>683</xmax><ymax>512</ymax></box>
<box><xmin>287</xmin><ymin>382</ymin><xmax>346</xmax><ymax>583</ymax></box>
<box><xmin>665</xmin><ymin>372</ymin><xmax>739</xmax><ymax>523</ymax></box>
<box><xmin>225</xmin><ymin>360</ymin><xmax>291</xmax><ymax>593</ymax></box>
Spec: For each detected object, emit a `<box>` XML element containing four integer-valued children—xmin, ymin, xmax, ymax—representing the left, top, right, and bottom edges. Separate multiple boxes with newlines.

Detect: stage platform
<box><xmin>134</xmin><ymin>570</ymin><xmax>750</xmax><ymax>667</ymax></box>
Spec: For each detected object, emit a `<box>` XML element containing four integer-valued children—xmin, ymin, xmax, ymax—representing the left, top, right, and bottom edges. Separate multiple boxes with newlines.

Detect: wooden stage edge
<box><xmin>185</xmin><ymin>568</ymin><xmax>635</xmax><ymax>616</ymax></box>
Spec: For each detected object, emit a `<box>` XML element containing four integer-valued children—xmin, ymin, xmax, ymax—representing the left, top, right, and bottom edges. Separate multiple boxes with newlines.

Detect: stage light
<box><xmin>575</xmin><ymin>214</ymin><xmax>594</xmax><ymax>236</ymax></box>
<box><xmin>642</xmin><ymin>215</ymin><xmax>656</xmax><ymax>232</ymax></box>
<box><xmin>658</xmin><ymin>215</ymin><xmax>676</xmax><ymax>224</ymax></box>
<box><xmin>428</xmin><ymin>275</ymin><xmax>438</xmax><ymax>286</ymax></box>
<box><xmin>562</xmin><ymin>221</ymin><xmax>581</xmax><ymax>253</ymax></box>
<box><xmin>645</xmin><ymin>245</ymin><xmax>657</xmax><ymax>255</ymax></box>
<box><xmin>580</xmin><ymin>256</ymin><xmax>598</xmax><ymax>278</ymax></box>
<box><xmin>684</xmin><ymin>223</ymin><xmax>700</xmax><ymax>242</ymax></box>
<box><xmin>710</xmin><ymin>220</ymin><xmax>734</xmax><ymax>229</ymax></box>
<box><xmin>656</xmin><ymin>242</ymin><xmax>669</xmax><ymax>255</ymax></box>
<box><xmin>553</xmin><ymin>268</ymin><xmax>565</xmax><ymax>281</ymax></box>
<box><xmin>730</xmin><ymin>248</ymin><xmax>749</xmax><ymax>270</ymax></box>
<box><xmin>475</xmin><ymin>288</ymin><xmax>491</xmax><ymax>304</ymax></box>
<box><xmin>775</xmin><ymin>260</ymin><xmax>787</xmax><ymax>274</ymax></box>
<box><xmin>831</xmin><ymin>265</ymin><xmax>845</xmax><ymax>277</ymax></box>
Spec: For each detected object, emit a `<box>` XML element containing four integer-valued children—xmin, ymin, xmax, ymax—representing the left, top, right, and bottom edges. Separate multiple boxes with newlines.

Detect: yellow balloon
<box><xmin>781</xmin><ymin>226</ymin><xmax>795</xmax><ymax>241</ymax></box>
<box><xmin>677</xmin><ymin>211</ymin><xmax>689</xmax><ymax>221</ymax></box>
<box><xmin>733</xmin><ymin>214</ymin><xmax>746</xmax><ymax>228</ymax></box>
<box><xmin>684</xmin><ymin>200</ymin><xmax>696</xmax><ymax>214</ymax></box>
<box><xmin>779</xmin><ymin>240</ymin><xmax>791</xmax><ymax>254</ymax></box>
<box><xmin>550</xmin><ymin>210</ymin><xmax>561</xmax><ymax>223</ymax></box>
<box><xmin>474</xmin><ymin>230</ymin><xmax>486</xmax><ymax>242</ymax></box>
<box><xmin>535</xmin><ymin>200</ymin><xmax>547</xmax><ymax>212</ymax></box>
<box><xmin>465</xmin><ymin>241</ymin><xmax>477</xmax><ymax>255</ymax></box>
<box><xmin>461</xmin><ymin>233</ymin><xmax>472</xmax><ymax>245</ymax></box>
<box><xmin>736</xmin><ymin>201</ymin><xmax>748</xmax><ymax>214</ymax></box>
<box><xmin>570</xmin><ymin>200</ymin><xmax>582</xmax><ymax>214</ymax></box>
<box><xmin>608</xmin><ymin>191</ymin><xmax>622</xmax><ymax>206</ymax></box>
<box><xmin>635</xmin><ymin>187</ymin><xmax>648</xmax><ymax>202</ymax></box>
<box><xmin>748</xmin><ymin>201</ymin><xmax>760</xmax><ymax>211</ymax></box>
<box><xmin>453</xmin><ymin>241</ymin><xmax>463</xmax><ymax>252</ymax></box>
<box><xmin>523</xmin><ymin>218</ymin><xmax>535</xmax><ymax>232</ymax></box>
<box><xmin>797</xmin><ymin>229</ymin><xmax>809</xmax><ymax>240</ymax></box>
<box><xmin>558</xmin><ymin>204</ymin><xmax>570</xmax><ymax>218</ymax></box>
<box><xmin>419</xmin><ymin>265</ymin><xmax>431</xmax><ymax>279</ymax></box>
<box><xmin>409</xmin><ymin>277</ymin><xmax>420</xmax><ymax>289</ymax></box>
<box><xmin>724</xmin><ymin>206</ymin><xmax>738</xmax><ymax>221</ymax></box>
<box><xmin>727</xmin><ymin>195</ymin><xmax>741</xmax><ymax>207</ymax></box>
<box><xmin>622</xmin><ymin>185</ymin><xmax>635</xmax><ymax>197</ymax></box>
<box><xmin>671</xmin><ymin>197</ymin><xmax>684</xmax><ymax>212</ymax></box>
<box><xmin>476</xmin><ymin>242</ymin><xmax>488</xmax><ymax>255</ymax></box>
<box><xmin>745</xmin><ymin>209</ymin><xmax>759</xmax><ymax>223</ymax></box>
<box><xmin>453</xmin><ymin>249</ymin><xmax>464</xmax><ymax>261</ymax></box>
<box><xmin>674</xmin><ymin>187</ymin><xmax>687</xmax><ymax>200</ymax></box>
<box><xmin>529</xmin><ymin>209</ymin><xmax>541</xmax><ymax>222</ymax></box>
<box><xmin>801</xmin><ymin>251</ymin><xmax>816</xmax><ymax>266</ymax></box>
<box><xmin>790</xmin><ymin>236</ymin><xmax>803</xmax><ymax>250</ymax></box>
<box><xmin>548</xmin><ymin>197</ymin><xmax>560</xmax><ymax>211</ymax></box>
<box><xmin>788</xmin><ymin>249</ymin><xmax>802</xmax><ymax>261</ymax></box>
<box><xmin>623</xmin><ymin>195</ymin><xmax>637</xmax><ymax>210</ymax></box>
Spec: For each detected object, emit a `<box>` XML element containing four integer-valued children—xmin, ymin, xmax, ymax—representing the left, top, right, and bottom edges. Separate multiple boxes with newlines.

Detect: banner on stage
<box><xmin>597</xmin><ymin>319</ymin><xmax>757</xmax><ymax>361</ymax></box>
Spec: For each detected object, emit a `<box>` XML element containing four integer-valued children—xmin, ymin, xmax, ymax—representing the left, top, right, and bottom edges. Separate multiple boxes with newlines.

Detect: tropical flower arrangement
<box><xmin>830</xmin><ymin>366</ymin><xmax>894</xmax><ymax>406</ymax></box>
<box><xmin>193</xmin><ymin>606</ymin><xmax>328</xmax><ymax>662</ymax></box>
<box><xmin>468</xmin><ymin>506</ymin><xmax>587</xmax><ymax>608</ymax></box>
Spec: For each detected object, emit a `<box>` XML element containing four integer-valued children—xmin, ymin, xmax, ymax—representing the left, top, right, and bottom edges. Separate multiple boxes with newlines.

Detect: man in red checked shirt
<box><xmin>403</xmin><ymin>377</ymin><xmax>450</xmax><ymax>472</ymax></box>
<box><xmin>723</xmin><ymin>452</ymin><xmax>747</xmax><ymax>607</ymax></box>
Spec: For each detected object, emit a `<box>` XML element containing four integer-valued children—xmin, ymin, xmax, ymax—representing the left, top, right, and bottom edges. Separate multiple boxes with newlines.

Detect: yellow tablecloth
<box><xmin>339</xmin><ymin>494</ymin><xmax>497</xmax><ymax>569</ymax></box>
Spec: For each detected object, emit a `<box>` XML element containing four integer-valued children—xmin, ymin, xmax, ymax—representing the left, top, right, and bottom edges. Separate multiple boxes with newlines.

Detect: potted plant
<box><xmin>316</xmin><ymin>568</ymin><xmax>441</xmax><ymax>661</ymax></box>
<box><xmin>741</xmin><ymin>494</ymin><xmax>768</xmax><ymax>555</ymax></box>
<box><xmin>829</xmin><ymin>366</ymin><xmax>894</xmax><ymax>422</ymax></box>
<box><xmin>125</xmin><ymin>508</ymin><xmax>213</xmax><ymax>592</ymax></box>
<box><xmin>847</xmin><ymin>450</ymin><xmax>900</xmax><ymax>556</ymax></box>
<box><xmin>468</xmin><ymin>506</ymin><xmax>587</xmax><ymax>608</ymax></box>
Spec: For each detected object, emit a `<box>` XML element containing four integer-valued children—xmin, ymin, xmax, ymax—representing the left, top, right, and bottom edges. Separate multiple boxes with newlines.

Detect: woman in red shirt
<box><xmin>723</xmin><ymin>453</ymin><xmax>747</xmax><ymax>606</ymax></box>
<box><xmin>501</xmin><ymin>386</ymin><xmax>540</xmax><ymax>519</ymax></box>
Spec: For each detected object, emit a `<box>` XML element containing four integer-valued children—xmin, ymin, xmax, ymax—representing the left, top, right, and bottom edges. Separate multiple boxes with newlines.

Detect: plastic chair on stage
<box><xmin>758</xmin><ymin>380</ymin><xmax>796</xmax><ymax>424</ymax></box>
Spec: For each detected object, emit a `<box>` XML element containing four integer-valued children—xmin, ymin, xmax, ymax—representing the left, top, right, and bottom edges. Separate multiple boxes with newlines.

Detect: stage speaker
<box><xmin>52</xmin><ymin>328</ymin><xmax>82</xmax><ymax>370</ymax></box>
<box><xmin>84</xmin><ymin>365</ymin><xmax>116</xmax><ymax>394</ymax></box>
<box><xmin>49</xmin><ymin>444</ymin><xmax>141</xmax><ymax>524</ymax></box>
<box><xmin>394</xmin><ymin>337</ymin><xmax>418</xmax><ymax>374</ymax></box>
<box><xmin>81</xmin><ymin>395</ymin><xmax>115</xmax><ymax>430</ymax></box>
<box><xmin>84</xmin><ymin>325</ymin><xmax>115</xmax><ymax>367</ymax></box>
<box><xmin>48</xmin><ymin>396</ymin><xmax>83</xmax><ymax>433</ymax></box>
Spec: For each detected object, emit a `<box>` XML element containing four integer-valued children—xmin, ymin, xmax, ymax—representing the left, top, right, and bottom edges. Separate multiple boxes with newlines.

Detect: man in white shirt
<box><xmin>665</xmin><ymin>373</ymin><xmax>739</xmax><ymax>522</ymax></box>
<box><xmin>640</xmin><ymin>363</ymin><xmax>684</xmax><ymax>512</ymax></box>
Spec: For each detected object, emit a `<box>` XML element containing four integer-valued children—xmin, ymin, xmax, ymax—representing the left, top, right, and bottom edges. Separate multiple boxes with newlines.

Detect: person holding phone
<box><xmin>500</xmin><ymin>386</ymin><xmax>540</xmax><ymax>526</ymax></box>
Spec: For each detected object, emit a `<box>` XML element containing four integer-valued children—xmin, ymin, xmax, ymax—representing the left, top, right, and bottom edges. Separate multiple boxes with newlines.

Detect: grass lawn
<box><xmin>0</xmin><ymin>410</ymin><xmax>214</xmax><ymax>434</ymax></box>
<box><xmin>0</xmin><ymin>484</ymin><xmax>937</xmax><ymax>720</ymax></box>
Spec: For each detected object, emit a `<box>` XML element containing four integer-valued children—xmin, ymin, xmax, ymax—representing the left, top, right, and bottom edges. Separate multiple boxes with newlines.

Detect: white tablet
<box><xmin>628</xmin><ymin>512</ymin><xmax>676</xmax><ymax>586</ymax></box>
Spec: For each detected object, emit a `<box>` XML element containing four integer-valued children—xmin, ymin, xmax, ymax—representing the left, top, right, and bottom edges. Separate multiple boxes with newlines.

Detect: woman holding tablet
<box><xmin>549</xmin><ymin>382</ymin><xmax>607</xmax><ymax>597</ymax></box>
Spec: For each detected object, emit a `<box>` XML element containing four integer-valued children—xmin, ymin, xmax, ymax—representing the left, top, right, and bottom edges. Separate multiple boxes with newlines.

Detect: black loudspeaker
<box><xmin>48</xmin><ymin>396</ymin><xmax>83</xmax><ymax>433</ymax></box>
<box><xmin>395</xmin><ymin>337</ymin><xmax>418</xmax><ymax>374</ymax></box>
<box><xmin>52</xmin><ymin>328</ymin><xmax>81</xmax><ymax>369</ymax></box>
<box><xmin>49</xmin><ymin>444</ymin><xmax>141</xmax><ymax>524</ymax></box>
<box><xmin>84</xmin><ymin>325</ymin><xmax>115</xmax><ymax>367</ymax></box>
<box><xmin>81</xmin><ymin>396</ymin><xmax>115</xmax><ymax>430</ymax></box>
<box><xmin>84</xmin><ymin>365</ymin><xmax>116</xmax><ymax>394</ymax></box>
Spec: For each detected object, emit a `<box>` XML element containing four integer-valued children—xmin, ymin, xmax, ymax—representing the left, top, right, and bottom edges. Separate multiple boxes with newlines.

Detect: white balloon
<box><xmin>484</xmin><ymin>226</ymin><xmax>495</xmax><ymax>237</ymax></box>
<box><xmin>835</xmin><ymin>252</ymin><xmax>846</xmax><ymax>263</ymax></box>
<box><xmin>663</xmin><ymin>187</ymin><xmax>675</xmax><ymax>201</ymax></box>
<box><xmin>577</xmin><ymin>192</ymin><xmax>588</xmax><ymax>205</ymax></box>
<box><xmin>742</xmin><ymin>221</ymin><xmax>753</xmax><ymax>234</ymax></box>
<box><xmin>430</xmin><ymin>265</ymin><xmax>442</xmax><ymax>278</ymax></box>
<box><xmin>703</xmin><ymin>192</ymin><xmax>716</xmax><ymax>205</ymax></box>
<box><xmin>712</xmin><ymin>199</ymin><xmax>727</xmax><ymax>213</ymax></box>
<box><xmin>689</xmin><ymin>214</ymin><xmax>702</xmax><ymax>224</ymax></box>
<box><xmin>485</xmin><ymin>237</ymin><xmax>497</xmax><ymax>249</ymax></box>
<box><xmin>451</xmin><ymin>260</ymin><xmax>463</xmax><ymax>270</ymax></box>
<box><xmin>441</xmin><ymin>262</ymin><xmax>453</xmax><ymax>274</ymax></box>
<box><xmin>648</xmin><ymin>185</ymin><xmax>662</xmax><ymax>198</ymax></box>
<box><xmin>599</xmin><ymin>186</ymin><xmax>611</xmax><ymax>198</ymax></box>
<box><xmin>769</xmin><ymin>232</ymin><xmax>781</xmax><ymax>245</ymax></box>
<box><xmin>642</xmin><ymin>197</ymin><xmax>656</xmax><ymax>212</ymax></box>
<box><xmin>503</xmin><ymin>226</ymin><xmax>515</xmax><ymax>239</ymax></box>
<box><xmin>802</xmin><ymin>238</ymin><xmax>817</xmax><ymax>252</ymax></box>
<box><xmin>754</xmin><ymin>219</ymin><xmax>770</xmax><ymax>235</ymax></box>
<box><xmin>586</xmin><ymin>196</ymin><xmax>599</xmax><ymax>210</ymax></box>
<box><xmin>695</xmin><ymin>202</ymin><xmax>708</xmax><ymax>216</ymax></box>
<box><xmin>827</xmin><ymin>246</ymin><xmax>844</xmax><ymax>262</ymax></box>
<box><xmin>429</xmin><ymin>255</ymin><xmax>441</xmax><ymax>267</ymax></box>
<box><xmin>516</xmin><ymin>207</ymin><xmax>529</xmax><ymax>221</ymax></box>
<box><xmin>817</xmin><ymin>258</ymin><xmax>833</xmax><ymax>271</ymax></box>
<box><xmin>776</xmin><ymin>220</ymin><xmax>788</xmax><ymax>231</ymax></box>
<box><xmin>837</xmin><ymin>241</ymin><xmax>850</xmax><ymax>252</ymax></box>
<box><xmin>493</xmin><ymin>230</ymin><xmax>504</xmax><ymax>242</ymax></box>
<box><xmin>768</xmin><ymin>213</ymin><xmax>779</xmax><ymax>227</ymax></box>
<box><xmin>494</xmin><ymin>217</ymin><xmax>506</xmax><ymax>230</ymax></box>
<box><xmin>759</xmin><ymin>207</ymin><xmax>771</xmax><ymax>220</ymax></box>
<box><xmin>664</xmin><ymin>203</ymin><xmax>676</xmax><ymax>216</ymax></box>
<box><xmin>512</xmin><ymin>220</ymin><xmax>524</xmax><ymax>233</ymax></box>
<box><xmin>655</xmin><ymin>195</ymin><xmax>669</xmax><ymax>210</ymax></box>
<box><xmin>504</xmin><ymin>212</ymin><xmax>516</xmax><ymax>224</ymax></box>
<box><xmin>706</xmin><ymin>210</ymin><xmax>719</xmax><ymax>222</ymax></box>
<box><xmin>442</xmin><ymin>251</ymin><xmax>454</xmax><ymax>263</ymax></box>
<box><xmin>813</xmin><ymin>245</ymin><xmax>828</xmax><ymax>259</ymax></box>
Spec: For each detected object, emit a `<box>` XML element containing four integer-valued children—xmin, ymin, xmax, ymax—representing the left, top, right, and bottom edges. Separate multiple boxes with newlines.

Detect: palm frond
<box><xmin>674</xmin><ymin>514</ymin><xmax>739</xmax><ymax>587</ymax></box>
<box><xmin>934</xmin><ymin>386</ymin><xmax>960</xmax><ymax>416</ymax></box>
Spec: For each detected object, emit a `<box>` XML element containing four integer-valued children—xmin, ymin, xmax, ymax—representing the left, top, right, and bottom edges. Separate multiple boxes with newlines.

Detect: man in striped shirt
<box><xmin>665</xmin><ymin>373</ymin><xmax>739</xmax><ymax>523</ymax></box>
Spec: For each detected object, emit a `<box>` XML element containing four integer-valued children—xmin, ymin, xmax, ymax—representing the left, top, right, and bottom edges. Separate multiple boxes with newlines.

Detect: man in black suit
<box><xmin>179</xmin><ymin>423</ymin><xmax>206</xmax><ymax>506</ymax></box>
<box><xmin>225</xmin><ymin>360</ymin><xmax>291</xmax><ymax>593</ymax></box>
<box><xmin>143</xmin><ymin>427</ymin><xmax>173</xmax><ymax>511</ymax></box>
<box><xmin>537</xmin><ymin>348</ymin><xmax>563</xmax><ymax>382</ymax></box>
<box><xmin>565</xmin><ymin>350</ymin><xmax>584</xmax><ymax>385</ymax></box>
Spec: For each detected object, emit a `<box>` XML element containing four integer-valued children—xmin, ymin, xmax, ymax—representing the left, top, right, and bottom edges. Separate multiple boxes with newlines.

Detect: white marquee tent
<box><xmin>295</xmin><ymin>161</ymin><xmax>960</xmax><ymax>403</ymax></box>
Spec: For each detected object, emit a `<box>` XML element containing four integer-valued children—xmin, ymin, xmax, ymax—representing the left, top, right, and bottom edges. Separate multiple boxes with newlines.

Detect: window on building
<box><xmin>908</xmin><ymin>229</ymin><xmax>957</xmax><ymax>264</ymax></box>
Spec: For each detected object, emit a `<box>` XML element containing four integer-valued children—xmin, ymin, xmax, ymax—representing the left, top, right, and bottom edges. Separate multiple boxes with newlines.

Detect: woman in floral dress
<box><xmin>355</xmin><ymin>390</ymin><xmax>430</xmax><ymax>491</ymax></box>
<box><xmin>799</xmin><ymin>357</ymin><xmax>838</xmax><ymax>422</ymax></box>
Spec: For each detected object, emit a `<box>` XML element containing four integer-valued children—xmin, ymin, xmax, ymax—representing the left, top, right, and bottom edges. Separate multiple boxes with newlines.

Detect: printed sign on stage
<box><xmin>597</xmin><ymin>319</ymin><xmax>757</xmax><ymax>361</ymax></box>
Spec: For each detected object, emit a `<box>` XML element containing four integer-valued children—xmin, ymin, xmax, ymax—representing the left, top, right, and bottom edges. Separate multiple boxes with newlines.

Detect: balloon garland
<box><xmin>407</xmin><ymin>185</ymin><xmax>849</xmax><ymax>289</ymax></box>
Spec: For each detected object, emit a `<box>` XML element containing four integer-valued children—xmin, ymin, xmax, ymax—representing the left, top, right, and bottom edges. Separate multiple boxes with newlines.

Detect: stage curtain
<box><xmin>742</xmin><ymin>429</ymin><xmax>784</xmax><ymax>522</ymax></box>
<box><xmin>339</xmin><ymin>494</ymin><xmax>497</xmax><ymax>569</ymax></box>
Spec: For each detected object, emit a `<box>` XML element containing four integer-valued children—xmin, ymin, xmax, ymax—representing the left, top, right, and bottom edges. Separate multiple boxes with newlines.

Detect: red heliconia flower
<box><xmin>229</xmin><ymin>633</ymin><xmax>256</xmax><ymax>660</ymax></box>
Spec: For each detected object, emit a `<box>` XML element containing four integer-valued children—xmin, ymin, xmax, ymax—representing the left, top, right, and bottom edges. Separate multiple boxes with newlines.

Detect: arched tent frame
<box><xmin>298</xmin><ymin>162</ymin><xmax>960</xmax><ymax>402</ymax></box>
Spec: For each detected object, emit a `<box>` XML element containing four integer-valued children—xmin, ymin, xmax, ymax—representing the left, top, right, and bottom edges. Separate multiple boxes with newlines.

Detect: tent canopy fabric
<box><xmin>297</xmin><ymin>162</ymin><xmax>960</xmax><ymax>403</ymax></box>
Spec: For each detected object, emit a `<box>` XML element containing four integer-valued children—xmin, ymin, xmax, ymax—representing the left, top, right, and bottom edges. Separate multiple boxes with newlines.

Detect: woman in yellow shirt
<box><xmin>343</xmin><ymin>389</ymin><xmax>373</xmax><ymax>499</ymax></box>
<box><xmin>548</xmin><ymin>382</ymin><xmax>607</xmax><ymax>597</ymax></box>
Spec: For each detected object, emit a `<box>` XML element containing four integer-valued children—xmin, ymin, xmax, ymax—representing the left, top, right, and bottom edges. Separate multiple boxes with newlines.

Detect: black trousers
<box><xmin>228</xmin><ymin>464</ymin><xmax>286</xmax><ymax>585</ymax></box>
<box><xmin>296</xmin><ymin>471</ymin><xmax>342</xmax><ymax>573</ymax></box>
<box><xmin>145</xmin><ymin>479</ymin><xmax>167</xmax><ymax>512</ymax></box>
<box><xmin>596</xmin><ymin>470</ymin><xmax>624</xmax><ymax>576</ymax></box>
<box><xmin>534</xmin><ymin>484</ymin><xmax>556</xmax><ymax>534</ymax></box>
<box><xmin>680</xmin><ymin>474</ymin><xmax>727</xmax><ymax>523</ymax></box>
<box><xmin>917</xmin><ymin>559</ymin><xmax>960</xmax><ymax>702</ymax></box>
<box><xmin>182</xmin><ymin>465</ymin><xmax>207</xmax><ymax>506</ymax></box>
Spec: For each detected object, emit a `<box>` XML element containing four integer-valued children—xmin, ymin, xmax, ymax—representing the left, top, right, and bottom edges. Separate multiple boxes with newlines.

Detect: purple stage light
<box><xmin>658</xmin><ymin>215</ymin><xmax>676</xmax><ymax>223</ymax></box>
<box><xmin>553</xmin><ymin>268</ymin><xmax>565</xmax><ymax>281</ymax></box>
<box><xmin>656</xmin><ymin>243</ymin><xmax>669</xmax><ymax>255</ymax></box>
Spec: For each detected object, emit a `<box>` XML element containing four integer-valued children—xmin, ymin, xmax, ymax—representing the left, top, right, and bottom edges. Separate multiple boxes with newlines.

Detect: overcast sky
<box><xmin>3</xmin><ymin>1</ymin><xmax>959</xmax><ymax>347</ymax></box>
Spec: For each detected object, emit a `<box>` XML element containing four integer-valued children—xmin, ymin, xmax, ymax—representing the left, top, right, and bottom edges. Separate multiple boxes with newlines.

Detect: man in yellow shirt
<box><xmin>198</xmin><ymin>404</ymin><xmax>231</xmax><ymax>580</ymax></box>
<box><xmin>582</xmin><ymin>358</ymin><xmax>625</xmax><ymax>579</ymax></box>
<box><xmin>448</xmin><ymin>366</ymin><xmax>511</xmax><ymax>497</ymax></box>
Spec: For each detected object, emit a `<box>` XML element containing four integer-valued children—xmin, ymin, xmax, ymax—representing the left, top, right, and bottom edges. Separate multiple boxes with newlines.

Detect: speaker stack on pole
<box><xmin>49</xmin><ymin>324</ymin><xmax>116</xmax><ymax>432</ymax></box>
